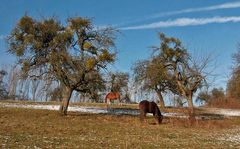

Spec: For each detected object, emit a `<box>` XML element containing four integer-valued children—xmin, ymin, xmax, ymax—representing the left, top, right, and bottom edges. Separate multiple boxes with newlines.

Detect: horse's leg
<box><xmin>140</xmin><ymin>111</ymin><xmax>147</xmax><ymax>123</ymax></box>
<box><xmin>143</xmin><ymin>113</ymin><xmax>147</xmax><ymax>123</ymax></box>
<box><xmin>140</xmin><ymin>110</ymin><xmax>144</xmax><ymax>123</ymax></box>
<box><xmin>106</xmin><ymin>98</ymin><xmax>111</xmax><ymax>110</ymax></box>
<box><xmin>152</xmin><ymin>111</ymin><xmax>158</xmax><ymax>124</ymax></box>
<box><xmin>107</xmin><ymin>98</ymin><xmax>110</xmax><ymax>105</ymax></box>
<box><xmin>154</xmin><ymin>115</ymin><xmax>159</xmax><ymax>124</ymax></box>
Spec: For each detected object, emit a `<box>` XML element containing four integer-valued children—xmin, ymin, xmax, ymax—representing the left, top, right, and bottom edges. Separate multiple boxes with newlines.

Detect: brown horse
<box><xmin>105</xmin><ymin>92</ymin><xmax>121</xmax><ymax>104</ymax></box>
<box><xmin>139</xmin><ymin>100</ymin><xmax>163</xmax><ymax>124</ymax></box>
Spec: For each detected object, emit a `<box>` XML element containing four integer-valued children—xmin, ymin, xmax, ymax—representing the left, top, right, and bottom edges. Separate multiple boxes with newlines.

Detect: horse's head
<box><xmin>152</xmin><ymin>102</ymin><xmax>163</xmax><ymax>124</ymax></box>
<box><xmin>157</xmin><ymin>115</ymin><xmax>163</xmax><ymax>124</ymax></box>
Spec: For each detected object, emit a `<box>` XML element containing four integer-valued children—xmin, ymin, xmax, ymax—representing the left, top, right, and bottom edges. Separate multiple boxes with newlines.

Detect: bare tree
<box><xmin>196</xmin><ymin>90</ymin><xmax>211</xmax><ymax>105</ymax></box>
<box><xmin>18</xmin><ymin>79</ymin><xmax>31</xmax><ymax>100</ymax></box>
<box><xmin>227</xmin><ymin>48</ymin><xmax>240</xmax><ymax>100</ymax></box>
<box><xmin>108</xmin><ymin>72</ymin><xmax>129</xmax><ymax>94</ymax></box>
<box><xmin>8</xmin><ymin>66</ymin><xmax>19</xmax><ymax>100</ymax></box>
<box><xmin>49</xmin><ymin>82</ymin><xmax>63</xmax><ymax>102</ymax></box>
<box><xmin>0</xmin><ymin>69</ymin><xmax>8</xmax><ymax>99</ymax></box>
<box><xmin>30</xmin><ymin>77</ymin><xmax>41</xmax><ymax>101</ymax></box>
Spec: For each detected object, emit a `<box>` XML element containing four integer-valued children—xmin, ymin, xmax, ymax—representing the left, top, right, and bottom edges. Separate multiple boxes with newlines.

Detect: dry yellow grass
<box><xmin>1</xmin><ymin>105</ymin><xmax>240</xmax><ymax>148</ymax></box>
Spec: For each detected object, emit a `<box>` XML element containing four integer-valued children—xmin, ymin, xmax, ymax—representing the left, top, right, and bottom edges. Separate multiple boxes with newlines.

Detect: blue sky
<box><xmin>1</xmin><ymin>0</ymin><xmax>240</xmax><ymax>89</ymax></box>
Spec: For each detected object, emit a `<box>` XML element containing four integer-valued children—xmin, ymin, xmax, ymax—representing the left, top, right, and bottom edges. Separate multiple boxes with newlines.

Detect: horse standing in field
<box><xmin>105</xmin><ymin>92</ymin><xmax>121</xmax><ymax>105</ymax></box>
<box><xmin>139</xmin><ymin>100</ymin><xmax>163</xmax><ymax>124</ymax></box>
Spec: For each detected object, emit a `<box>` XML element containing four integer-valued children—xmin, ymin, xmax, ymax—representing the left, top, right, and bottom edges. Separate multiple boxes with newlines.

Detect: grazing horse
<box><xmin>105</xmin><ymin>92</ymin><xmax>121</xmax><ymax>105</ymax></box>
<box><xmin>139</xmin><ymin>100</ymin><xmax>163</xmax><ymax>124</ymax></box>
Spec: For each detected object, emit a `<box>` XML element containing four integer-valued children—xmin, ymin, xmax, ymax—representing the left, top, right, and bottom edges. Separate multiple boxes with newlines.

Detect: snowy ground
<box><xmin>1</xmin><ymin>102</ymin><xmax>240</xmax><ymax>118</ymax></box>
<box><xmin>0</xmin><ymin>102</ymin><xmax>187</xmax><ymax>118</ymax></box>
<box><xmin>200</xmin><ymin>107</ymin><xmax>240</xmax><ymax>117</ymax></box>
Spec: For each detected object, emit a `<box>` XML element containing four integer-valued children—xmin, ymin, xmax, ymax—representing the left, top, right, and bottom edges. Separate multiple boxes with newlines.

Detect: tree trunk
<box><xmin>187</xmin><ymin>93</ymin><xmax>195</xmax><ymax>123</ymax></box>
<box><xmin>156</xmin><ymin>91</ymin><xmax>165</xmax><ymax>110</ymax></box>
<box><xmin>59</xmin><ymin>87</ymin><xmax>73</xmax><ymax>115</ymax></box>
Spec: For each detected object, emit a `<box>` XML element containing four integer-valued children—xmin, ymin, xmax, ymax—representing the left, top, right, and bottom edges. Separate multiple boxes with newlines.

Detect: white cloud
<box><xmin>117</xmin><ymin>1</ymin><xmax>240</xmax><ymax>27</ymax></box>
<box><xmin>120</xmin><ymin>16</ymin><xmax>240</xmax><ymax>30</ymax></box>
<box><xmin>151</xmin><ymin>1</ymin><xmax>240</xmax><ymax>19</ymax></box>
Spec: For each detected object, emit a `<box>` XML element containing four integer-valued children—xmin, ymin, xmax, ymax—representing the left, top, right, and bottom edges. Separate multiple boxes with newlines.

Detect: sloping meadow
<box><xmin>1</xmin><ymin>106</ymin><xmax>240</xmax><ymax>148</ymax></box>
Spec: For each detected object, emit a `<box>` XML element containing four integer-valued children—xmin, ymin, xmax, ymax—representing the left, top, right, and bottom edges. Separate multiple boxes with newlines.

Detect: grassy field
<box><xmin>1</xmin><ymin>104</ymin><xmax>240</xmax><ymax>148</ymax></box>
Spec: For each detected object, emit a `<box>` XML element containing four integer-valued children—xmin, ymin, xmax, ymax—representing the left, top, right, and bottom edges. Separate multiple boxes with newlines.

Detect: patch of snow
<box><xmin>68</xmin><ymin>106</ymin><xmax>108</xmax><ymax>114</ymax></box>
<box><xmin>1</xmin><ymin>102</ymin><xmax>240</xmax><ymax>118</ymax></box>
<box><xmin>201</xmin><ymin>107</ymin><xmax>240</xmax><ymax>117</ymax></box>
<box><xmin>215</xmin><ymin>109</ymin><xmax>240</xmax><ymax>117</ymax></box>
<box><xmin>0</xmin><ymin>103</ymin><xmax>60</xmax><ymax>111</ymax></box>
<box><xmin>0</xmin><ymin>103</ymin><xmax>108</xmax><ymax>114</ymax></box>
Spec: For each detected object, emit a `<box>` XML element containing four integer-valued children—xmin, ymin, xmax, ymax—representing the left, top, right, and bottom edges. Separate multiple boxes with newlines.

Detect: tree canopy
<box><xmin>133</xmin><ymin>33</ymin><xmax>208</xmax><ymax>117</ymax></box>
<box><xmin>8</xmin><ymin>15</ymin><xmax>117</xmax><ymax>114</ymax></box>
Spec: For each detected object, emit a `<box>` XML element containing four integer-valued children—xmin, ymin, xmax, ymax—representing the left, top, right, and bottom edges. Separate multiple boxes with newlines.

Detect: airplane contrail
<box><xmin>120</xmin><ymin>16</ymin><xmax>240</xmax><ymax>30</ymax></box>
<box><xmin>117</xmin><ymin>1</ymin><xmax>240</xmax><ymax>28</ymax></box>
